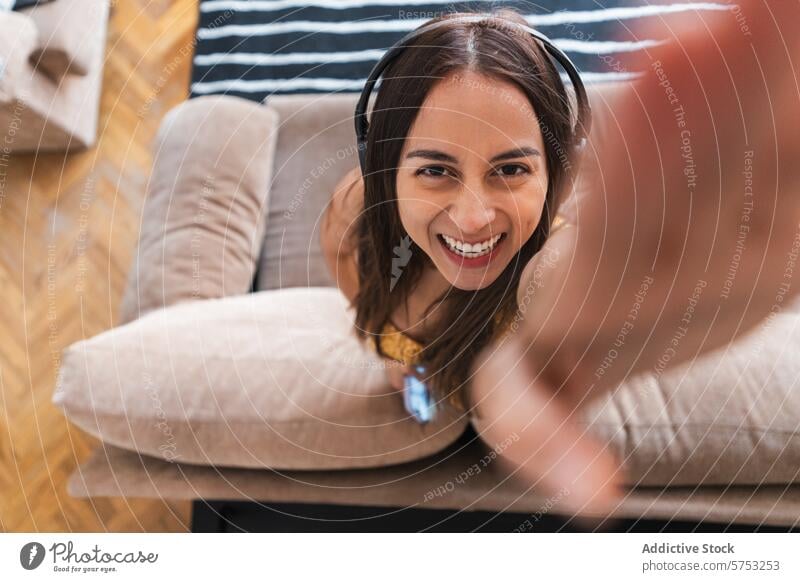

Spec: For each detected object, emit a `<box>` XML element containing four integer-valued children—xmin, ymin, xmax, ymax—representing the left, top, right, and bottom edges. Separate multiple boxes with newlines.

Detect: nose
<box><xmin>446</xmin><ymin>189</ymin><xmax>496</xmax><ymax>235</ymax></box>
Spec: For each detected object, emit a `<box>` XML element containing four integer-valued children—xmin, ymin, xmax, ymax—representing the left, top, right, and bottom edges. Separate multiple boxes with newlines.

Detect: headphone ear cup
<box><xmin>353</xmin><ymin>17</ymin><xmax>592</xmax><ymax>180</ymax></box>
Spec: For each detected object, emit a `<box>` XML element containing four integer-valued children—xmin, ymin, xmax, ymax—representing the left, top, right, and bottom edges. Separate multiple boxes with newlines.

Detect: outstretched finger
<box><xmin>469</xmin><ymin>336</ymin><xmax>626</xmax><ymax>524</ymax></box>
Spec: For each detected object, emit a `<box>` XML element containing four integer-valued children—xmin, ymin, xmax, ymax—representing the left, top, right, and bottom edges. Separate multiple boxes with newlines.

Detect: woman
<box><xmin>321</xmin><ymin>2</ymin><xmax>800</xmax><ymax>518</ymax></box>
<box><xmin>321</xmin><ymin>8</ymin><xmax>578</xmax><ymax>414</ymax></box>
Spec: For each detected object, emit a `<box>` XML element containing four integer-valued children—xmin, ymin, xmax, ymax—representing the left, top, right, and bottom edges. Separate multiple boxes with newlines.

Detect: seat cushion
<box><xmin>68</xmin><ymin>442</ymin><xmax>800</xmax><ymax>528</ymax></box>
<box><xmin>472</xmin><ymin>295</ymin><xmax>800</xmax><ymax>487</ymax></box>
<box><xmin>582</xmin><ymin>296</ymin><xmax>800</xmax><ymax>486</ymax></box>
<box><xmin>55</xmin><ymin>287</ymin><xmax>470</xmax><ymax>470</ymax></box>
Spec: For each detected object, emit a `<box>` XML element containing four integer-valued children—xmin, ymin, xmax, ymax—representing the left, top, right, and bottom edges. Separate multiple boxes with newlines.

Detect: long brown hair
<box><xmin>352</xmin><ymin>8</ymin><xmax>580</xmax><ymax>412</ymax></box>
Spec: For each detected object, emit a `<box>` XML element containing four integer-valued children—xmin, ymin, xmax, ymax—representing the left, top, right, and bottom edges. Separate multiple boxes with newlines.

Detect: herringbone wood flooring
<box><xmin>0</xmin><ymin>0</ymin><xmax>200</xmax><ymax>532</ymax></box>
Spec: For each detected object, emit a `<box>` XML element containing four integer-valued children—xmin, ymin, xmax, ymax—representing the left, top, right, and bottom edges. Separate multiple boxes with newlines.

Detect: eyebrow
<box><xmin>404</xmin><ymin>146</ymin><xmax>541</xmax><ymax>164</ymax></box>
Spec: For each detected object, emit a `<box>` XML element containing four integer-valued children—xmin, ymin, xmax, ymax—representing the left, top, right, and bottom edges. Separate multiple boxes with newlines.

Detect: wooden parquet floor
<box><xmin>0</xmin><ymin>0</ymin><xmax>200</xmax><ymax>532</ymax></box>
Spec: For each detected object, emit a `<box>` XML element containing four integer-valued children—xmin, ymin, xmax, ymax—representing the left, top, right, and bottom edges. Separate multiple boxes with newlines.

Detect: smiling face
<box><xmin>395</xmin><ymin>69</ymin><xmax>549</xmax><ymax>291</ymax></box>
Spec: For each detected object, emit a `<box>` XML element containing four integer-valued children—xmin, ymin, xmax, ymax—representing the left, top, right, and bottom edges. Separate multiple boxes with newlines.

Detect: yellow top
<box><xmin>376</xmin><ymin>319</ymin><xmax>427</xmax><ymax>367</ymax></box>
<box><xmin>374</xmin><ymin>312</ymin><xmax>512</xmax><ymax>367</ymax></box>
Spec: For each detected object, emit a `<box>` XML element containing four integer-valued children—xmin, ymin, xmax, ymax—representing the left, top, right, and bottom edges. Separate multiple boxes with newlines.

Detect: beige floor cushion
<box><xmin>55</xmin><ymin>287</ymin><xmax>470</xmax><ymax>470</ymax></box>
<box><xmin>24</xmin><ymin>0</ymin><xmax>95</xmax><ymax>79</ymax></box>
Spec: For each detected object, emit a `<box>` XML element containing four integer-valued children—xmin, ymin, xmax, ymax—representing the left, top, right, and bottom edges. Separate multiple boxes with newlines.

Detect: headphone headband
<box><xmin>355</xmin><ymin>14</ymin><xmax>592</xmax><ymax>176</ymax></box>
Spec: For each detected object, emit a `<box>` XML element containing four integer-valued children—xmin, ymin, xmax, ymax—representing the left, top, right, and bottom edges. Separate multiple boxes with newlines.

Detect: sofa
<box><xmin>52</xmin><ymin>83</ymin><xmax>800</xmax><ymax>531</ymax></box>
<box><xmin>0</xmin><ymin>0</ymin><xmax>109</xmax><ymax>152</ymax></box>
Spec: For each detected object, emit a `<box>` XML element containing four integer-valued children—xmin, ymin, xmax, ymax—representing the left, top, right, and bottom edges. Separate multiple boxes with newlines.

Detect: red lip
<box><xmin>437</xmin><ymin>233</ymin><xmax>506</xmax><ymax>268</ymax></box>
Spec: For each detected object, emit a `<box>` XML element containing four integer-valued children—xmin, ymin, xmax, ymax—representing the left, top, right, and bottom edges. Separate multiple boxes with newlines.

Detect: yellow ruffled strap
<box><xmin>375</xmin><ymin>320</ymin><xmax>424</xmax><ymax>366</ymax></box>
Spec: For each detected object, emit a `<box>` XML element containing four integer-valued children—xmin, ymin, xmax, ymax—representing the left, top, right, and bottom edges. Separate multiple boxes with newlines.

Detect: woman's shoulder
<box><xmin>333</xmin><ymin>166</ymin><xmax>364</xmax><ymax>215</ymax></box>
<box><xmin>321</xmin><ymin>166</ymin><xmax>364</xmax><ymax>302</ymax></box>
<box><xmin>324</xmin><ymin>167</ymin><xmax>363</xmax><ymax>250</ymax></box>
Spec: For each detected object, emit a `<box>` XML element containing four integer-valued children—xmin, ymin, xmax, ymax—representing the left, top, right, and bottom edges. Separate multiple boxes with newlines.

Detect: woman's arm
<box><xmin>469</xmin><ymin>1</ymin><xmax>800</xmax><ymax>518</ymax></box>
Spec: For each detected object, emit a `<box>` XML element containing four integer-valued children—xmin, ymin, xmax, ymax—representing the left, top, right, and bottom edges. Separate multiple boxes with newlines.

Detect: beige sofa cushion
<box><xmin>55</xmin><ymin>287</ymin><xmax>470</xmax><ymax>470</ymax></box>
<box><xmin>119</xmin><ymin>95</ymin><xmax>280</xmax><ymax>325</ymax></box>
<box><xmin>255</xmin><ymin>93</ymin><xmax>361</xmax><ymax>291</ymax></box>
<box><xmin>472</xmin><ymin>296</ymin><xmax>800</xmax><ymax>487</ymax></box>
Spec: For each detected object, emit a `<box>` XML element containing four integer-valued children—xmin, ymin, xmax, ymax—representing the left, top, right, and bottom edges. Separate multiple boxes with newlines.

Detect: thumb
<box><xmin>469</xmin><ymin>336</ymin><xmax>626</xmax><ymax>521</ymax></box>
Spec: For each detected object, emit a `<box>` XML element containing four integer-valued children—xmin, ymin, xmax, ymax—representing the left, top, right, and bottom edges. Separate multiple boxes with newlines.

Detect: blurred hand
<box><xmin>469</xmin><ymin>1</ymin><xmax>800</xmax><ymax>519</ymax></box>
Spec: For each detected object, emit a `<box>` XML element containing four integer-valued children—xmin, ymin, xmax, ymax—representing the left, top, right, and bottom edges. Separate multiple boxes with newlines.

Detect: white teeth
<box><xmin>441</xmin><ymin>233</ymin><xmax>503</xmax><ymax>257</ymax></box>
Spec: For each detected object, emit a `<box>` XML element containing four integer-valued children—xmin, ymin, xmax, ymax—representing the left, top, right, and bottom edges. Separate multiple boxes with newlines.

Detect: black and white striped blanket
<box><xmin>191</xmin><ymin>0</ymin><xmax>732</xmax><ymax>101</ymax></box>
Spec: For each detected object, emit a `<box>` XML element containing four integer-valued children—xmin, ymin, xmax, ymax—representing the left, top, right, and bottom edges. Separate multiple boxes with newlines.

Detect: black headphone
<box><xmin>354</xmin><ymin>14</ymin><xmax>593</xmax><ymax>177</ymax></box>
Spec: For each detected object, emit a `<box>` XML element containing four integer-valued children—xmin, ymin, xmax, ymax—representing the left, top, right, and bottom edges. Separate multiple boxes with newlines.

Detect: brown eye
<box><xmin>494</xmin><ymin>164</ymin><xmax>529</xmax><ymax>177</ymax></box>
<box><xmin>416</xmin><ymin>166</ymin><xmax>452</xmax><ymax>179</ymax></box>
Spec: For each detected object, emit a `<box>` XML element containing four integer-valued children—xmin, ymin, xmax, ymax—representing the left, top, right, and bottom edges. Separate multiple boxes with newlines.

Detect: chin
<box><xmin>444</xmin><ymin>269</ymin><xmax>502</xmax><ymax>291</ymax></box>
<box><xmin>452</xmin><ymin>280</ymin><xmax>497</xmax><ymax>291</ymax></box>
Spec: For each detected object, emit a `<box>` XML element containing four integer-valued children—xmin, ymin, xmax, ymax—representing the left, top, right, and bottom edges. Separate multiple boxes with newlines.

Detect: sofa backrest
<box><xmin>256</xmin><ymin>93</ymin><xmax>360</xmax><ymax>290</ymax></box>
